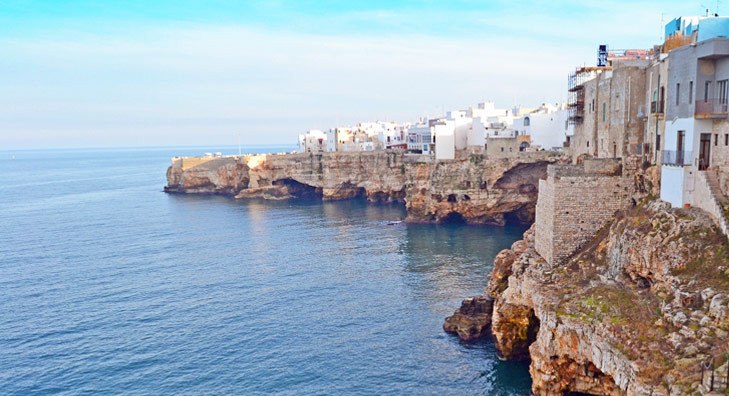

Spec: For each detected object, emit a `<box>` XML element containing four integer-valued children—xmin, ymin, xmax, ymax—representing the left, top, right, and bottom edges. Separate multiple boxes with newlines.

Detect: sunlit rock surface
<box><xmin>165</xmin><ymin>151</ymin><xmax>565</xmax><ymax>224</ymax></box>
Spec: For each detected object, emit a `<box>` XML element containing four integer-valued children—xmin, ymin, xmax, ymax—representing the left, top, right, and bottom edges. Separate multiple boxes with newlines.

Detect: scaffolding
<box><xmin>567</xmin><ymin>66</ymin><xmax>609</xmax><ymax>125</ymax></box>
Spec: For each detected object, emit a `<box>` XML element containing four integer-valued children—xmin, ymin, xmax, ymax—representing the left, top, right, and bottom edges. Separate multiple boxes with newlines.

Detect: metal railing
<box><xmin>695</xmin><ymin>99</ymin><xmax>729</xmax><ymax>117</ymax></box>
<box><xmin>662</xmin><ymin>150</ymin><xmax>692</xmax><ymax>166</ymax></box>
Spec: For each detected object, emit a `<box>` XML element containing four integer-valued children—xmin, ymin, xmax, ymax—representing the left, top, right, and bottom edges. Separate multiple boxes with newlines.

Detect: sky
<box><xmin>0</xmin><ymin>0</ymin><xmax>713</xmax><ymax>149</ymax></box>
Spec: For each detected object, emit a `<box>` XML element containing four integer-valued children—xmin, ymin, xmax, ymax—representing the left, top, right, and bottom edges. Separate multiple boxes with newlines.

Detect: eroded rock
<box><xmin>443</xmin><ymin>296</ymin><xmax>494</xmax><ymax>342</ymax></box>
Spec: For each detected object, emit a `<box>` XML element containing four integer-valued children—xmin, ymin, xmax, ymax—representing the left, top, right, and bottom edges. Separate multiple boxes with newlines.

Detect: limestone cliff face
<box><xmin>164</xmin><ymin>151</ymin><xmax>564</xmax><ymax>224</ymax></box>
<box><xmin>404</xmin><ymin>156</ymin><xmax>554</xmax><ymax>225</ymax></box>
<box><xmin>484</xmin><ymin>201</ymin><xmax>729</xmax><ymax>395</ymax></box>
<box><xmin>165</xmin><ymin>157</ymin><xmax>248</xmax><ymax>195</ymax></box>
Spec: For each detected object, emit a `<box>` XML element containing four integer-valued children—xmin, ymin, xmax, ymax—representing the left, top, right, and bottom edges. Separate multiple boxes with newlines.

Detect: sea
<box><xmin>0</xmin><ymin>146</ymin><xmax>531</xmax><ymax>395</ymax></box>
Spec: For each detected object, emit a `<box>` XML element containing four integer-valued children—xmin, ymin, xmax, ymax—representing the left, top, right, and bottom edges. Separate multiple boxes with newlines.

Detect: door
<box><xmin>699</xmin><ymin>133</ymin><xmax>711</xmax><ymax>170</ymax></box>
<box><xmin>677</xmin><ymin>130</ymin><xmax>685</xmax><ymax>165</ymax></box>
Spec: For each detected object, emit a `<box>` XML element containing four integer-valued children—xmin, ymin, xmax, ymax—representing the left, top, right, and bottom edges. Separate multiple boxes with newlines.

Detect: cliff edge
<box><xmin>447</xmin><ymin>200</ymin><xmax>729</xmax><ymax>395</ymax></box>
<box><xmin>165</xmin><ymin>151</ymin><xmax>565</xmax><ymax>225</ymax></box>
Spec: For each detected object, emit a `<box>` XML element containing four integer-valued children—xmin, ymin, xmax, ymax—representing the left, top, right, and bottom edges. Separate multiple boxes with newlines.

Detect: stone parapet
<box><xmin>535</xmin><ymin>159</ymin><xmax>633</xmax><ymax>266</ymax></box>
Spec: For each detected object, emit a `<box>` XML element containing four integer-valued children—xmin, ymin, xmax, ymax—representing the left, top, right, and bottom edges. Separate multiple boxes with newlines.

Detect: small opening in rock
<box><xmin>441</xmin><ymin>212</ymin><xmax>467</xmax><ymax>224</ymax></box>
<box><xmin>447</xmin><ymin>194</ymin><xmax>457</xmax><ymax>203</ymax></box>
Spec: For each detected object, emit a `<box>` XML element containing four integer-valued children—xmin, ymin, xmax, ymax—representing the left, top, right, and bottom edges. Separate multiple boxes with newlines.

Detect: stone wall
<box><xmin>535</xmin><ymin>159</ymin><xmax>631</xmax><ymax>266</ymax></box>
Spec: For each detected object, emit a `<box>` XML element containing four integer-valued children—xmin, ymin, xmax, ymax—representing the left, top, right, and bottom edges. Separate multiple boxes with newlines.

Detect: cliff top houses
<box><xmin>298</xmin><ymin>101</ymin><xmax>572</xmax><ymax>160</ymax></box>
<box><xmin>533</xmin><ymin>12</ymin><xmax>729</xmax><ymax>267</ymax></box>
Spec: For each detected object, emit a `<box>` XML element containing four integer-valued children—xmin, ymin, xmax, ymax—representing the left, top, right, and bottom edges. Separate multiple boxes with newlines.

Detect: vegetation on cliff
<box><xmin>447</xmin><ymin>200</ymin><xmax>729</xmax><ymax>395</ymax></box>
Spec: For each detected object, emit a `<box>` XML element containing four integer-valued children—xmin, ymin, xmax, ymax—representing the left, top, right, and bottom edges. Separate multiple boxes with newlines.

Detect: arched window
<box><xmin>524</xmin><ymin>117</ymin><xmax>530</xmax><ymax>126</ymax></box>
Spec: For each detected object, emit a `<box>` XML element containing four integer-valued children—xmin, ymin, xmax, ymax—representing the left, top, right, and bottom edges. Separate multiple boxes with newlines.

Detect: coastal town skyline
<box><xmin>0</xmin><ymin>0</ymin><xmax>707</xmax><ymax>149</ymax></box>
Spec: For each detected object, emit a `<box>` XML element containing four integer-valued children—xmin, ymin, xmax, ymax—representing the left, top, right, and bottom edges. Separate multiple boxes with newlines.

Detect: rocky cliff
<box><xmin>446</xmin><ymin>200</ymin><xmax>729</xmax><ymax>395</ymax></box>
<box><xmin>165</xmin><ymin>151</ymin><xmax>564</xmax><ymax>225</ymax></box>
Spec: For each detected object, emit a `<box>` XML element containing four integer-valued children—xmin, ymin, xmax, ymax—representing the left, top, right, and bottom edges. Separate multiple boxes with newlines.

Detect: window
<box><xmin>676</xmin><ymin>83</ymin><xmax>680</xmax><ymax>105</ymax></box>
<box><xmin>524</xmin><ymin>117</ymin><xmax>530</xmax><ymax>126</ymax></box>
<box><xmin>716</xmin><ymin>134</ymin><xmax>719</xmax><ymax>146</ymax></box>
<box><xmin>602</xmin><ymin>102</ymin><xmax>606</xmax><ymax>122</ymax></box>
<box><xmin>587</xmin><ymin>141</ymin><xmax>590</xmax><ymax>147</ymax></box>
<box><xmin>719</xmin><ymin>80</ymin><xmax>729</xmax><ymax>104</ymax></box>
<box><xmin>725</xmin><ymin>134</ymin><xmax>728</xmax><ymax>146</ymax></box>
<box><xmin>500</xmin><ymin>147</ymin><xmax>504</xmax><ymax>152</ymax></box>
<box><xmin>689</xmin><ymin>81</ymin><xmax>694</xmax><ymax>103</ymax></box>
<box><xmin>705</xmin><ymin>81</ymin><xmax>712</xmax><ymax>102</ymax></box>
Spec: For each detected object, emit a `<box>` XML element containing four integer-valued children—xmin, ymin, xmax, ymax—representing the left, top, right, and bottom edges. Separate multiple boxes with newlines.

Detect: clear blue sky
<box><xmin>0</xmin><ymin>0</ymin><xmax>709</xmax><ymax>148</ymax></box>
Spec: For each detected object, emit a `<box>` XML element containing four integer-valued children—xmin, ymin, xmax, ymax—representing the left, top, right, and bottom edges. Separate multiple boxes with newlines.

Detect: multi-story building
<box><xmin>433</xmin><ymin>119</ymin><xmax>457</xmax><ymax>160</ymax></box>
<box><xmin>659</xmin><ymin>36</ymin><xmax>729</xmax><ymax>209</ymax></box>
<box><xmin>298</xmin><ymin>130</ymin><xmax>327</xmax><ymax>153</ymax></box>
<box><xmin>568</xmin><ymin>55</ymin><xmax>650</xmax><ymax>161</ymax></box>
<box><xmin>512</xmin><ymin>103</ymin><xmax>572</xmax><ymax>150</ymax></box>
<box><xmin>406</xmin><ymin>122</ymin><xmax>433</xmax><ymax>154</ymax></box>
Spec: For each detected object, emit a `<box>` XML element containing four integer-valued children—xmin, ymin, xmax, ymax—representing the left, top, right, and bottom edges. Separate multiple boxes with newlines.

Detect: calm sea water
<box><xmin>0</xmin><ymin>147</ymin><xmax>531</xmax><ymax>395</ymax></box>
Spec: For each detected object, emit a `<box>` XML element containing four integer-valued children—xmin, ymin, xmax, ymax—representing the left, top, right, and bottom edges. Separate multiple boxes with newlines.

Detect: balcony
<box><xmin>662</xmin><ymin>150</ymin><xmax>692</xmax><ymax>166</ymax></box>
<box><xmin>650</xmin><ymin>100</ymin><xmax>664</xmax><ymax>115</ymax></box>
<box><xmin>695</xmin><ymin>99</ymin><xmax>729</xmax><ymax>119</ymax></box>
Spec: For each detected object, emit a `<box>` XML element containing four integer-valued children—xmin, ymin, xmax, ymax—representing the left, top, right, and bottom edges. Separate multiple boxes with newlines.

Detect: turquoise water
<box><xmin>0</xmin><ymin>147</ymin><xmax>531</xmax><ymax>395</ymax></box>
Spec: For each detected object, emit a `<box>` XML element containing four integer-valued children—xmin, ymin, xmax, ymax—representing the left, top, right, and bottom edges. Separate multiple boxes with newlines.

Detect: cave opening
<box><xmin>353</xmin><ymin>186</ymin><xmax>367</xmax><ymax>200</ymax></box>
<box><xmin>273</xmin><ymin>178</ymin><xmax>322</xmax><ymax>200</ymax></box>
<box><xmin>503</xmin><ymin>207</ymin><xmax>534</xmax><ymax>227</ymax></box>
<box><xmin>441</xmin><ymin>212</ymin><xmax>467</xmax><ymax>224</ymax></box>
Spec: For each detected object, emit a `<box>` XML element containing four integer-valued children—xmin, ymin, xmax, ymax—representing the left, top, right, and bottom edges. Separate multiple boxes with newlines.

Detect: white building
<box><xmin>512</xmin><ymin>103</ymin><xmax>572</xmax><ymax>150</ymax></box>
<box><xmin>298</xmin><ymin>130</ymin><xmax>327</xmax><ymax>153</ymax></box>
<box><xmin>377</xmin><ymin>121</ymin><xmax>407</xmax><ymax>149</ymax></box>
<box><xmin>467</xmin><ymin>101</ymin><xmax>514</xmax><ymax>123</ymax></box>
<box><xmin>407</xmin><ymin>123</ymin><xmax>433</xmax><ymax>154</ymax></box>
<box><xmin>433</xmin><ymin>119</ymin><xmax>456</xmax><ymax>160</ymax></box>
<box><xmin>446</xmin><ymin>110</ymin><xmax>471</xmax><ymax>150</ymax></box>
<box><xmin>659</xmin><ymin>117</ymin><xmax>703</xmax><ymax>208</ymax></box>
<box><xmin>326</xmin><ymin>127</ymin><xmax>355</xmax><ymax>152</ymax></box>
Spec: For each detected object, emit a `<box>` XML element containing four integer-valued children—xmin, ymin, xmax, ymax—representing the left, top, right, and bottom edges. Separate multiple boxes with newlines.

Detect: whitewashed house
<box><xmin>512</xmin><ymin>103</ymin><xmax>572</xmax><ymax>150</ymax></box>
<box><xmin>407</xmin><ymin>122</ymin><xmax>433</xmax><ymax>154</ymax></box>
<box><xmin>298</xmin><ymin>130</ymin><xmax>327</xmax><ymax>153</ymax></box>
<box><xmin>446</xmin><ymin>110</ymin><xmax>471</xmax><ymax>150</ymax></box>
<box><xmin>433</xmin><ymin>119</ymin><xmax>456</xmax><ymax>160</ymax></box>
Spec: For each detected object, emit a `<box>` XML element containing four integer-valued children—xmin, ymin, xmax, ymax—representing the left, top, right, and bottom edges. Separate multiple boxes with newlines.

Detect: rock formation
<box><xmin>447</xmin><ymin>200</ymin><xmax>729</xmax><ymax>395</ymax></box>
<box><xmin>165</xmin><ymin>151</ymin><xmax>565</xmax><ymax>225</ymax></box>
<box><xmin>443</xmin><ymin>296</ymin><xmax>493</xmax><ymax>341</ymax></box>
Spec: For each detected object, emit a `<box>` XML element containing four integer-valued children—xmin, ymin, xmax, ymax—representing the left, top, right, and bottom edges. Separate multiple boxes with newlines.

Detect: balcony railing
<box><xmin>662</xmin><ymin>150</ymin><xmax>692</xmax><ymax>166</ymax></box>
<box><xmin>650</xmin><ymin>100</ymin><xmax>664</xmax><ymax>114</ymax></box>
<box><xmin>695</xmin><ymin>99</ymin><xmax>729</xmax><ymax>118</ymax></box>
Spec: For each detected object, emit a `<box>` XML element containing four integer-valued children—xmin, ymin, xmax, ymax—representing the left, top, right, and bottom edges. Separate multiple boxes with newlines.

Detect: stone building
<box><xmin>568</xmin><ymin>59</ymin><xmax>649</xmax><ymax>162</ymax></box>
<box><xmin>485</xmin><ymin>133</ymin><xmax>531</xmax><ymax>159</ymax></box>
<box><xmin>643</xmin><ymin>54</ymin><xmax>669</xmax><ymax>165</ymax></box>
